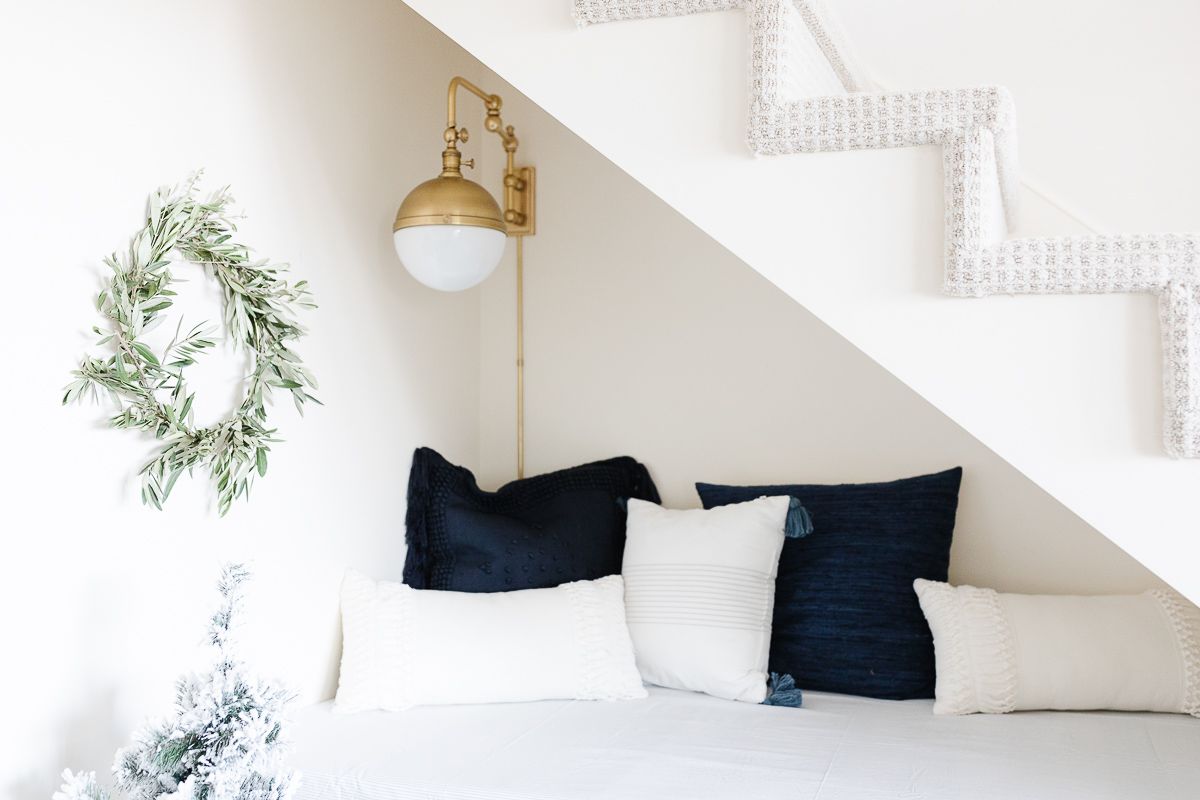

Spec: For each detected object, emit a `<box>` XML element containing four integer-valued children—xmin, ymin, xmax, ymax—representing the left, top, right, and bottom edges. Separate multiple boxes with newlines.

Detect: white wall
<box><xmin>0</xmin><ymin>3</ymin><xmax>487</xmax><ymax>797</ymax></box>
<box><xmin>834</xmin><ymin>0</ymin><xmax>1200</xmax><ymax>233</ymax></box>
<box><xmin>1</xmin><ymin>2</ymin><xmax>1192</xmax><ymax>796</ymax></box>
<box><xmin>475</xmin><ymin>72</ymin><xmax>1168</xmax><ymax>598</ymax></box>
<box><xmin>400</xmin><ymin>0</ymin><xmax>1200</xmax><ymax>604</ymax></box>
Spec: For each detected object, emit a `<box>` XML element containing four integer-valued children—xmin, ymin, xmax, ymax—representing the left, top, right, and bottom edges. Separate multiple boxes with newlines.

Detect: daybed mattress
<box><xmin>290</xmin><ymin>686</ymin><xmax>1200</xmax><ymax>800</ymax></box>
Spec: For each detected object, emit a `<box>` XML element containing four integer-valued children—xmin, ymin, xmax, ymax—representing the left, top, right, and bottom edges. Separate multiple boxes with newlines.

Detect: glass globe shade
<box><xmin>393</xmin><ymin>224</ymin><xmax>507</xmax><ymax>292</ymax></box>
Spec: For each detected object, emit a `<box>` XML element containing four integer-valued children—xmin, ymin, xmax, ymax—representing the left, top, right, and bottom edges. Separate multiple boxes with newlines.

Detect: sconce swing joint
<box><xmin>442</xmin><ymin>76</ymin><xmax>535</xmax><ymax>236</ymax></box>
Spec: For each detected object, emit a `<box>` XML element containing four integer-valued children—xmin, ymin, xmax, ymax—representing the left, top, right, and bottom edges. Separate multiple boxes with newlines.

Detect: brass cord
<box><xmin>516</xmin><ymin>234</ymin><xmax>526</xmax><ymax>479</ymax></box>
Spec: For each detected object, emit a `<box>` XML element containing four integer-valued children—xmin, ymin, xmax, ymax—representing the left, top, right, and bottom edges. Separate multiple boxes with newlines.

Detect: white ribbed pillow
<box><xmin>914</xmin><ymin>579</ymin><xmax>1200</xmax><ymax>717</ymax></box>
<box><xmin>622</xmin><ymin>496</ymin><xmax>790</xmax><ymax>703</ymax></box>
<box><xmin>335</xmin><ymin>570</ymin><xmax>646</xmax><ymax>711</ymax></box>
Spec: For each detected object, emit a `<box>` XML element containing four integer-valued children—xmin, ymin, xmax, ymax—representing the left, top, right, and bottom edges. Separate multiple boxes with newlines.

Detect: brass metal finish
<box><xmin>393</xmin><ymin>175</ymin><xmax>505</xmax><ymax>232</ymax></box>
<box><xmin>394</xmin><ymin>76</ymin><xmax>536</xmax><ymax>239</ymax></box>
<box><xmin>506</xmin><ymin>167</ymin><xmax>536</xmax><ymax>237</ymax></box>
<box><xmin>516</xmin><ymin>234</ymin><xmax>526</xmax><ymax>479</ymax></box>
<box><xmin>396</xmin><ymin>76</ymin><xmax>538</xmax><ymax>478</ymax></box>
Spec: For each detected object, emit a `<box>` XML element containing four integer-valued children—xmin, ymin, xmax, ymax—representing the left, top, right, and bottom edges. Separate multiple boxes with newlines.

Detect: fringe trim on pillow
<box><xmin>959</xmin><ymin>586</ymin><xmax>1018</xmax><ymax>714</ymax></box>
<box><xmin>563</xmin><ymin>576</ymin><xmax>647</xmax><ymax>701</ymax></box>
<box><xmin>1152</xmin><ymin>589</ymin><xmax>1200</xmax><ymax>718</ymax></box>
<box><xmin>402</xmin><ymin>447</ymin><xmax>435</xmax><ymax>588</ymax></box>
<box><xmin>914</xmin><ymin>580</ymin><xmax>1016</xmax><ymax>715</ymax></box>
<box><xmin>762</xmin><ymin>672</ymin><xmax>803</xmax><ymax>707</ymax></box>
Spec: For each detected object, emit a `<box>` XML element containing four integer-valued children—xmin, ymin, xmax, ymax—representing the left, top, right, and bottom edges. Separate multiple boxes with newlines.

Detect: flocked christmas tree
<box><xmin>54</xmin><ymin>564</ymin><xmax>298</xmax><ymax>800</ymax></box>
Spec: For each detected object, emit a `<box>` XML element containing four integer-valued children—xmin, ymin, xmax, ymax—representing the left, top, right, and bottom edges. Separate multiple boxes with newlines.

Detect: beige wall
<box><xmin>475</xmin><ymin>74</ymin><xmax>1168</xmax><ymax>597</ymax></box>
<box><xmin>0</xmin><ymin>3</ymin><xmax>484</xmax><ymax>797</ymax></box>
<box><xmin>403</xmin><ymin>0</ymin><xmax>1200</xmax><ymax>607</ymax></box>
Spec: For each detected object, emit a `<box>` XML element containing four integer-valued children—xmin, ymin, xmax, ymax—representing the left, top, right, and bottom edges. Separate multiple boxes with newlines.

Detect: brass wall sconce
<box><xmin>394</xmin><ymin>77</ymin><xmax>536</xmax><ymax>477</ymax></box>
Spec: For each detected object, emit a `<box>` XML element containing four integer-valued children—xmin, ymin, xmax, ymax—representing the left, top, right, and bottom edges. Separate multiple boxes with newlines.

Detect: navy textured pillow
<box><xmin>696</xmin><ymin>468</ymin><xmax>962</xmax><ymax>700</ymax></box>
<box><xmin>404</xmin><ymin>447</ymin><xmax>660</xmax><ymax>592</ymax></box>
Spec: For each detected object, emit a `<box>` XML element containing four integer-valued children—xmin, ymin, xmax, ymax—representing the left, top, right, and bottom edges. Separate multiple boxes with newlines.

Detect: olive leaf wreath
<box><xmin>63</xmin><ymin>175</ymin><xmax>318</xmax><ymax>515</ymax></box>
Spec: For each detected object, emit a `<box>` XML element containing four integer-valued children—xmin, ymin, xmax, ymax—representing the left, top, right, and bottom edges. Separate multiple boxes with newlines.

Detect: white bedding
<box><xmin>290</xmin><ymin>686</ymin><xmax>1200</xmax><ymax>800</ymax></box>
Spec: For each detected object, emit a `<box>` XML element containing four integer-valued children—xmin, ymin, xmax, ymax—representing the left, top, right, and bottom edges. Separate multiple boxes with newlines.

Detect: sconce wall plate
<box><xmin>506</xmin><ymin>166</ymin><xmax>537</xmax><ymax>237</ymax></box>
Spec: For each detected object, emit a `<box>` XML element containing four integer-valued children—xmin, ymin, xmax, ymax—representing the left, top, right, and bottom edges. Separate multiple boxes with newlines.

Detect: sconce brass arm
<box><xmin>442</xmin><ymin>77</ymin><xmax>533</xmax><ymax>234</ymax></box>
<box><xmin>442</xmin><ymin>76</ymin><xmax>537</xmax><ymax>480</ymax></box>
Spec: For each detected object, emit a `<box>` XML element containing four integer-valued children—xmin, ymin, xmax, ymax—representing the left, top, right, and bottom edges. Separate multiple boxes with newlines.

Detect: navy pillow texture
<box><xmin>404</xmin><ymin>447</ymin><xmax>660</xmax><ymax>592</ymax></box>
<box><xmin>697</xmin><ymin>467</ymin><xmax>962</xmax><ymax>700</ymax></box>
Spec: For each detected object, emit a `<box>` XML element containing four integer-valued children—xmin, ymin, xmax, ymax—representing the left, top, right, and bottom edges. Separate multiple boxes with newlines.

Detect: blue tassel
<box><xmin>785</xmin><ymin>498</ymin><xmax>814</xmax><ymax>539</ymax></box>
<box><xmin>763</xmin><ymin>672</ymin><xmax>803</xmax><ymax>707</ymax></box>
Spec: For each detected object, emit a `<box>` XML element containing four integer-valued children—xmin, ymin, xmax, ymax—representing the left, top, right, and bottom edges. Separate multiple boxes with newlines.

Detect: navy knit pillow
<box><xmin>696</xmin><ymin>467</ymin><xmax>962</xmax><ymax>700</ymax></box>
<box><xmin>404</xmin><ymin>447</ymin><xmax>660</xmax><ymax>592</ymax></box>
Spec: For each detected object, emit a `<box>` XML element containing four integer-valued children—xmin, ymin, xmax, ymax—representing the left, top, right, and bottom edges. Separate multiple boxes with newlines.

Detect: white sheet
<box><xmin>290</xmin><ymin>686</ymin><xmax>1200</xmax><ymax>800</ymax></box>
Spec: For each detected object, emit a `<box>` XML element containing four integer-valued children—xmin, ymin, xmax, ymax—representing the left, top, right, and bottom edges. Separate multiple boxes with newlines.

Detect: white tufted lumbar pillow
<box><xmin>914</xmin><ymin>579</ymin><xmax>1200</xmax><ymax>717</ymax></box>
<box><xmin>335</xmin><ymin>570</ymin><xmax>647</xmax><ymax>712</ymax></box>
<box><xmin>622</xmin><ymin>496</ymin><xmax>791</xmax><ymax>703</ymax></box>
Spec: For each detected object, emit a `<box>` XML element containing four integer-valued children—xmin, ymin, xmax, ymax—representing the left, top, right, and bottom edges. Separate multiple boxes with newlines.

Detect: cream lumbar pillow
<box><xmin>335</xmin><ymin>570</ymin><xmax>647</xmax><ymax>711</ymax></box>
<box><xmin>622</xmin><ymin>496</ymin><xmax>791</xmax><ymax>703</ymax></box>
<box><xmin>914</xmin><ymin>579</ymin><xmax>1200</xmax><ymax>717</ymax></box>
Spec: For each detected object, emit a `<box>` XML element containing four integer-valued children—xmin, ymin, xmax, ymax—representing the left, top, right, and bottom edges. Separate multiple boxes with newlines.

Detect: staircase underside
<box><xmin>399</xmin><ymin>0</ymin><xmax>1200</xmax><ymax>603</ymax></box>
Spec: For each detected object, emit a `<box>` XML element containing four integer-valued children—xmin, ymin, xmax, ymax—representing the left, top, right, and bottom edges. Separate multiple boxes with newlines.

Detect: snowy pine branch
<box><xmin>55</xmin><ymin>564</ymin><xmax>298</xmax><ymax>800</ymax></box>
